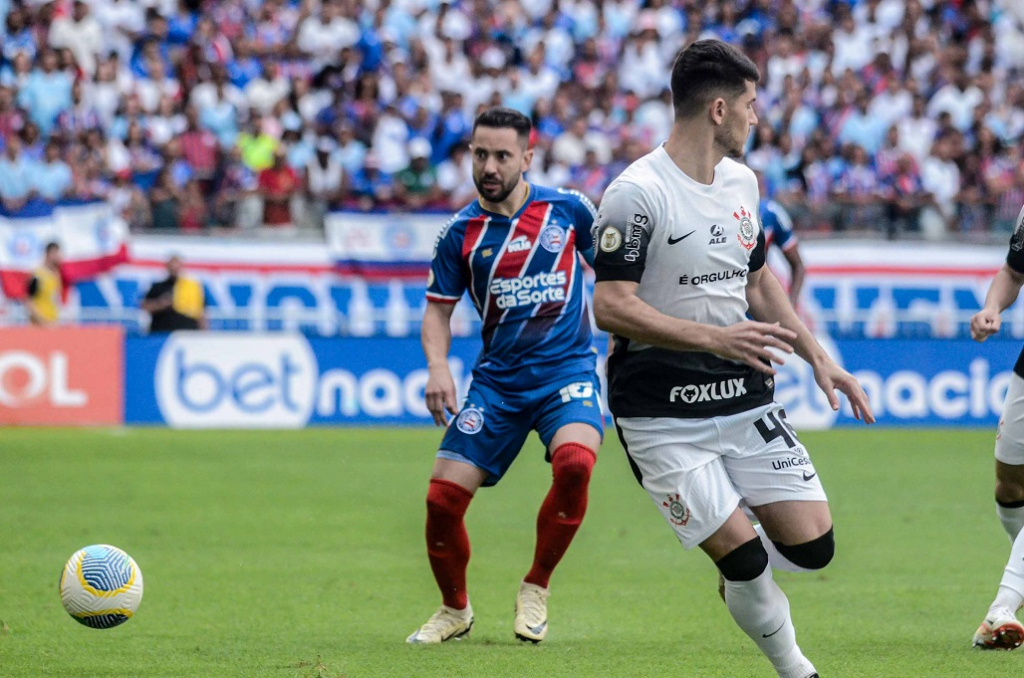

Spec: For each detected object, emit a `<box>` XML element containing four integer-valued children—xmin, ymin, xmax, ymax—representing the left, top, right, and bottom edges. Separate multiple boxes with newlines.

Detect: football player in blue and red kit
<box><xmin>407</xmin><ymin>108</ymin><xmax>603</xmax><ymax>645</ymax></box>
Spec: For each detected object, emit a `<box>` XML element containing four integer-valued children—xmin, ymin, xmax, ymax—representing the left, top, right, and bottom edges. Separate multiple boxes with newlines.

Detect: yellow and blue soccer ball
<box><xmin>59</xmin><ymin>545</ymin><xmax>144</xmax><ymax>629</ymax></box>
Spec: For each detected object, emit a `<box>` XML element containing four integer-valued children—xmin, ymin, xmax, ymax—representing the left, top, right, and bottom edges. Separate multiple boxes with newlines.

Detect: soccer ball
<box><xmin>59</xmin><ymin>545</ymin><xmax>144</xmax><ymax>629</ymax></box>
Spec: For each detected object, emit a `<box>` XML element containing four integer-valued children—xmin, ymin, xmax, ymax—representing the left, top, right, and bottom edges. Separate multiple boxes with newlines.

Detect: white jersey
<box><xmin>592</xmin><ymin>146</ymin><xmax>769</xmax><ymax>419</ymax></box>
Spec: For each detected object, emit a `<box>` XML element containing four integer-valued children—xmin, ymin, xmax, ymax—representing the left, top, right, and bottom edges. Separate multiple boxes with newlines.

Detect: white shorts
<box><xmin>616</xmin><ymin>401</ymin><xmax>827</xmax><ymax>550</ymax></box>
<box><xmin>996</xmin><ymin>372</ymin><xmax>1024</xmax><ymax>465</ymax></box>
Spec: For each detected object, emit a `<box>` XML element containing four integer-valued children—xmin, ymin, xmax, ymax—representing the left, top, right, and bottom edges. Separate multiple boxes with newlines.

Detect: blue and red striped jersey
<box><xmin>427</xmin><ymin>183</ymin><xmax>598</xmax><ymax>389</ymax></box>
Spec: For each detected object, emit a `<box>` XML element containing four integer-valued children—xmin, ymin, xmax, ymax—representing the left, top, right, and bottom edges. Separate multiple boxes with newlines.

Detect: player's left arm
<box><xmin>746</xmin><ymin>266</ymin><xmax>875</xmax><ymax>423</ymax></box>
<box><xmin>569</xmin><ymin>189</ymin><xmax>597</xmax><ymax>267</ymax></box>
<box><xmin>781</xmin><ymin>244</ymin><xmax>806</xmax><ymax>305</ymax></box>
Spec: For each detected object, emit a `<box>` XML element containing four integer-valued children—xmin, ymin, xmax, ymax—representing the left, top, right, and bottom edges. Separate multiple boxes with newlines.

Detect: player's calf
<box><xmin>716</xmin><ymin>538</ymin><xmax>818</xmax><ymax>678</ymax></box>
<box><xmin>524</xmin><ymin>443</ymin><xmax>596</xmax><ymax>589</ymax></box>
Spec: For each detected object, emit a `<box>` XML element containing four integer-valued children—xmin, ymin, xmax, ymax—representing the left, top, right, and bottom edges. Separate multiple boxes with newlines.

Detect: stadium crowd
<box><xmin>0</xmin><ymin>0</ymin><xmax>1022</xmax><ymax>237</ymax></box>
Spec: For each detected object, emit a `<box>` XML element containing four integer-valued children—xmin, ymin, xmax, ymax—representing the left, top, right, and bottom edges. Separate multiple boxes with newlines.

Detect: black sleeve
<box><xmin>748</xmin><ymin>226</ymin><xmax>767</xmax><ymax>273</ymax></box>
<box><xmin>26</xmin><ymin>277</ymin><xmax>38</xmax><ymax>297</ymax></box>
<box><xmin>1008</xmin><ymin>205</ymin><xmax>1024</xmax><ymax>274</ymax></box>
<box><xmin>144</xmin><ymin>280</ymin><xmax>167</xmax><ymax>301</ymax></box>
<box><xmin>592</xmin><ymin>181</ymin><xmax>654</xmax><ymax>283</ymax></box>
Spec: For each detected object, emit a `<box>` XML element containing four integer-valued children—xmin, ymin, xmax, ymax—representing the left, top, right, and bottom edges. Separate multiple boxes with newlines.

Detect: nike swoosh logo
<box><xmin>763</xmin><ymin>620</ymin><xmax>786</xmax><ymax>638</ymax></box>
<box><xmin>667</xmin><ymin>231</ymin><xmax>695</xmax><ymax>245</ymax></box>
<box><xmin>803</xmin><ymin>471</ymin><xmax>817</xmax><ymax>481</ymax></box>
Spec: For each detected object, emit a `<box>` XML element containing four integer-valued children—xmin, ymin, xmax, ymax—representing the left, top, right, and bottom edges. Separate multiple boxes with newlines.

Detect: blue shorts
<box><xmin>437</xmin><ymin>371</ymin><xmax>605</xmax><ymax>487</ymax></box>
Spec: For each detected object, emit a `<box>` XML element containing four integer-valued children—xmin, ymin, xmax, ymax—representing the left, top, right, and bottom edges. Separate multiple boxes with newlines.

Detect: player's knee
<box><xmin>551</xmin><ymin>443</ymin><xmax>596</xmax><ymax>488</ymax></box>
<box><xmin>995</xmin><ymin>480</ymin><xmax>1024</xmax><ymax>505</ymax></box>
<box><xmin>426</xmin><ymin>478</ymin><xmax>473</xmax><ymax>518</ymax></box>
<box><xmin>715</xmin><ymin>537</ymin><xmax>769</xmax><ymax>582</ymax></box>
<box><xmin>774</xmin><ymin>527</ymin><xmax>835</xmax><ymax>570</ymax></box>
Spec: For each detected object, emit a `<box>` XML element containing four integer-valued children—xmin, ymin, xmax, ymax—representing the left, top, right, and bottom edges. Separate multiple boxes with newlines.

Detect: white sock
<box><xmin>991</xmin><ymin>526</ymin><xmax>1024</xmax><ymax>613</ymax></box>
<box><xmin>997</xmin><ymin>502</ymin><xmax>1024</xmax><ymax>542</ymax></box>
<box><xmin>723</xmin><ymin>567</ymin><xmax>816</xmax><ymax>678</ymax></box>
<box><xmin>755</xmin><ymin>524</ymin><xmax>812</xmax><ymax>574</ymax></box>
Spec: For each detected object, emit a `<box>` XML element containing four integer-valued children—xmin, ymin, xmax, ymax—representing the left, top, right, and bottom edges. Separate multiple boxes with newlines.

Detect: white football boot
<box><xmin>406</xmin><ymin>603</ymin><xmax>473</xmax><ymax>644</ymax></box>
<box><xmin>972</xmin><ymin>606</ymin><xmax>1024</xmax><ymax>650</ymax></box>
<box><xmin>514</xmin><ymin>581</ymin><xmax>550</xmax><ymax>643</ymax></box>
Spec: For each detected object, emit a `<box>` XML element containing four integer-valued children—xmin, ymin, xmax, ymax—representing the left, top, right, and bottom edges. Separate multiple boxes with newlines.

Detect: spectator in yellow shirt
<box><xmin>141</xmin><ymin>256</ymin><xmax>207</xmax><ymax>332</ymax></box>
<box><xmin>25</xmin><ymin>242</ymin><xmax>63</xmax><ymax>326</ymax></box>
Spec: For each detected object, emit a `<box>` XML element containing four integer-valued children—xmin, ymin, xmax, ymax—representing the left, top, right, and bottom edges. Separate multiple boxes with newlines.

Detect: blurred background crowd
<box><xmin>0</xmin><ymin>0</ymin><xmax>1022</xmax><ymax>238</ymax></box>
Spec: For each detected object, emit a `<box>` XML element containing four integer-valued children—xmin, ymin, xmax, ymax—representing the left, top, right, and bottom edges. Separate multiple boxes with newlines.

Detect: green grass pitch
<box><xmin>1</xmin><ymin>427</ymin><xmax>1023</xmax><ymax>677</ymax></box>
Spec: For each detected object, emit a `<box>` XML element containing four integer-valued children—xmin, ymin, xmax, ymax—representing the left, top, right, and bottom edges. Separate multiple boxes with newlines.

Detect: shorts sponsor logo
<box><xmin>771</xmin><ymin>456</ymin><xmax>812</xmax><ymax>470</ymax></box>
<box><xmin>662</xmin><ymin>493</ymin><xmax>691</xmax><ymax>526</ymax></box>
<box><xmin>490</xmin><ymin>271</ymin><xmax>567</xmax><ymax>309</ymax></box>
<box><xmin>599</xmin><ymin>226</ymin><xmax>622</xmax><ymax>252</ymax></box>
<box><xmin>539</xmin><ymin>224</ymin><xmax>566</xmax><ymax>253</ymax></box>
<box><xmin>455</xmin><ymin>406</ymin><xmax>484</xmax><ymax>434</ymax></box>
<box><xmin>670</xmin><ymin>378</ymin><xmax>747</xmax><ymax>404</ymax></box>
<box><xmin>734</xmin><ymin>207</ymin><xmax>756</xmax><ymax>251</ymax></box>
<box><xmin>559</xmin><ymin>381</ymin><xmax>595</xmax><ymax>402</ymax></box>
<box><xmin>709</xmin><ymin>223</ymin><xmax>726</xmax><ymax>245</ymax></box>
<box><xmin>678</xmin><ymin>269</ymin><xmax>747</xmax><ymax>286</ymax></box>
<box><xmin>507</xmin><ymin>235</ymin><xmax>532</xmax><ymax>253</ymax></box>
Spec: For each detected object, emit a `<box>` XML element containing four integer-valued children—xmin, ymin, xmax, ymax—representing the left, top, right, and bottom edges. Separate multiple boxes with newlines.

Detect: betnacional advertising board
<box><xmin>0</xmin><ymin>327</ymin><xmax>1019</xmax><ymax>430</ymax></box>
<box><xmin>122</xmin><ymin>332</ymin><xmax>1020</xmax><ymax>430</ymax></box>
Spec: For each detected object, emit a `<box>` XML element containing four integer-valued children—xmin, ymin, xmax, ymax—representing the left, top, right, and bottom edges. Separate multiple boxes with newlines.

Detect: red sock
<box><xmin>525</xmin><ymin>443</ymin><xmax>596</xmax><ymax>589</ymax></box>
<box><xmin>425</xmin><ymin>478</ymin><xmax>474</xmax><ymax>610</ymax></box>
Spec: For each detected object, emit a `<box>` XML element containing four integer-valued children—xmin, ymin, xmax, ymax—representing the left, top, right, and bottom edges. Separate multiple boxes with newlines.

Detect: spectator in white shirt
<box><xmin>371</xmin><ymin>105</ymin><xmax>410</xmax><ymax>174</ymax></box>
<box><xmin>48</xmin><ymin>0</ymin><xmax>103</xmax><ymax>76</ymax></box>
<box><xmin>93</xmin><ymin>0</ymin><xmax>144</xmax><ymax>61</ymax></box>
<box><xmin>766</xmin><ymin>32</ymin><xmax>806</xmax><ymax>100</ymax></box>
<box><xmin>831</xmin><ymin>14</ymin><xmax>873</xmax><ymax>74</ymax></box>
<box><xmin>869</xmin><ymin>78</ymin><xmax>913</xmax><ymax>130</ymax></box>
<box><xmin>296</xmin><ymin>1</ymin><xmax>359</xmax><ymax>69</ymax></box>
<box><xmin>921</xmin><ymin>133</ymin><xmax>962</xmax><ymax>236</ymax></box>
<box><xmin>305</xmin><ymin>137</ymin><xmax>343</xmax><ymax>230</ymax></box>
<box><xmin>519</xmin><ymin>47</ymin><xmax>560</xmax><ymax>106</ymax></box>
<box><xmin>430</xmin><ymin>37</ymin><xmax>471</xmax><ymax>98</ymax></box>
<box><xmin>928</xmin><ymin>71</ymin><xmax>984</xmax><ymax>132</ymax></box>
<box><xmin>245</xmin><ymin>62</ymin><xmax>290</xmax><ymax>115</ymax></box>
<box><xmin>551</xmin><ymin>117</ymin><xmax>588</xmax><ymax>168</ymax></box>
<box><xmin>897</xmin><ymin>94</ymin><xmax>938</xmax><ymax>161</ymax></box>
<box><xmin>436</xmin><ymin>142</ymin><xmax>475</xmax><ymax>210</ymax></box>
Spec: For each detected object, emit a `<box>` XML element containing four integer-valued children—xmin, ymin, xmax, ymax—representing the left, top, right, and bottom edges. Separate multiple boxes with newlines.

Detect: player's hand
<box><xmin>971</xmin><ymin>308</ymin><xmax>1001</xmax><ymax>342</ymax></box>
<box><xmin>712</xmin><ymin>321</ymin><xmax>797</xmax><ymax>375</ymax></box>
<box><xmin>425</xmin><ymin>365</ymin><xmax>458</xmax><ymax>427</ymax></box>
<box><xmin>813</xmin><ymin>360</ymin><xmax>875</xmax><ymax>424</ymax></box>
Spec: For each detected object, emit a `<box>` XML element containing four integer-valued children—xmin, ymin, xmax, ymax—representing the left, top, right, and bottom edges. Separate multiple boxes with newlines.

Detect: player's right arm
<box><xmin>591</xmin><ymin>181</ymin><xmax>796</xmax><ymax>375</ymax></box>
<box><xmin>422</xmin><ymin>216</ymin><xmax>469</xmax><ymax>425</ymax></box>
<box><xmin>422</xmin><ymin>301</ymin><xmax>458</xmax><ymax>426</ymax></box>
<box><xmin>973</xmin><ymin>207</ymin><xmax>1024</xmax><ymax>343</ymax></box>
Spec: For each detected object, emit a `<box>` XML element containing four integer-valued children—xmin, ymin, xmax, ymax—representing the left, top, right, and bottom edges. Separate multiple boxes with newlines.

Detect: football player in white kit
<box><xmin>969</xmin><ymin>203</ymin><xmax>1024</xmax><ymax>650</ymax></box>
<box><xmin>592</xmin><ymin>40</ymin><xmax>875</xmax><ymax>678</ymax></box>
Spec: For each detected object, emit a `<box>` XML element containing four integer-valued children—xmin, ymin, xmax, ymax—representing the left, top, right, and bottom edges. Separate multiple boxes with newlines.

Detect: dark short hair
<box><xmin>472</xmin><ymin>107</ymin><xmax>532</xmax><ymax>145</ymax></box>
<box><xmin>670</xmin><ymin>40</ymin><xmax>760</xmax><ymax>119</ymax></box>
<box><xmin>45</xmin><ymin>241</ymin><xmax>60</xmax><ymax>254</ymax></box>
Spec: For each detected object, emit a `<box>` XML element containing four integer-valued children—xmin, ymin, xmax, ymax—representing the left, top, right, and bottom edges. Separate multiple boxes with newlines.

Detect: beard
<box><xmin>474</xmin><ymin>171</ymin><xmax>520</xmax><ymax>204</ymax></box>
<box><xmin>716</xmin><ymin>123</ymin><xmax>747</xmax><ymax>159</ymax></box>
